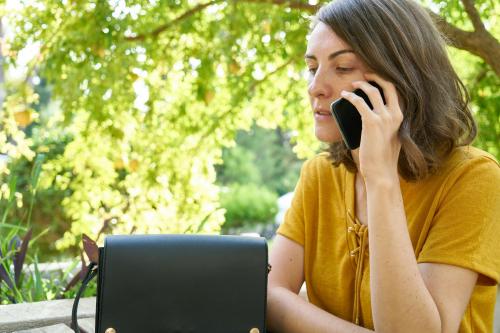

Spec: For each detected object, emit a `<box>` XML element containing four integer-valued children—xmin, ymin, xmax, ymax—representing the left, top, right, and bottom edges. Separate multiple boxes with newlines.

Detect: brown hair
<box><xmin>313</xmin><ymin>0</ymin><xmax>477</xmax><ymax>181</ymax></box>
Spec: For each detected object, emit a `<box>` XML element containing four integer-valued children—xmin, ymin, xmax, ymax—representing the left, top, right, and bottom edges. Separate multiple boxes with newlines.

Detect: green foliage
<box><xmin>215</xmin><ymin>125</ymin><xmax>302</xmax><ymax>231</ymax></box>
<box><xmin>218</xmin><ymin>145</ymin><xmax>262</xmax><ymax>186</ymax></box>
<box><xmin>220</xmin><ymin>183</ymin><xmax>278</xmax><ymax>231</ymax></box>
<box><xmin>217</xmin><ymin>125</ymin><xmax>303</xmax><ymax>196</ymax></box>
<box><xmin>6</xmin><ymin>136</ymin><xmax>73</xmax><ymax>259</ymax></box>
<box><xmin>2</xmin><ymin>1</ymin><xmax>318</xmax><ymax>250</ymax></box>
<box><xmin>0</xmin><ymin>155</ymin><xmax>94</xmax><ymax>304</ymax></box>
<box><xmin>0</xmin><ymin>0</ymin><xmax>498</xmax><ymax>256</ymax></box>
<box><xmin>423</xmin><ymin>0</ymin><xmax>500</xmax><ymax>158</ymax></box>
<box><xmin>448</xmin><ymin>48</ymin><xmax>500</xmax><ymax>158</ymax></box>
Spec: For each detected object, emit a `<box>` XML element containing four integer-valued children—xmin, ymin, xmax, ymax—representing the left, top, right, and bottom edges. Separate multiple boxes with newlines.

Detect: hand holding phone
<box><xmin>330</xmin><ymin>81</ymin><xmax>386</xmax><ymax>150</ymax></box>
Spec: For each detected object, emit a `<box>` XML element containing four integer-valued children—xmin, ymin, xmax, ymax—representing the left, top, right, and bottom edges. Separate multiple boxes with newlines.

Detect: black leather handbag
<box><xmin>71</xmin><ymin>234</ymin><xmax>270</xmax><ymax>333</ymax></box>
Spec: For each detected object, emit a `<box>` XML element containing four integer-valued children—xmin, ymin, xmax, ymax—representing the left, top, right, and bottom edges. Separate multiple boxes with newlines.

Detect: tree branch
<box><xmin>249</xmin><ymin>56</ymin><xmax>296</xmax><ymax>91</ymax></box>
<box><xmin>427</xmin><ymin>9</ymin><xmax>500</xmax><ymax>76</ymax></box>
<box><xmin>460</xmin><ymin>0</ymin><xmax>485</xmax><ymax>33</ymax></box>
<box><xmin>126</xmin><ymin>0</ymin><xmax>499</xmax><ymax>75</ymax></box>
<box><xmin>126</xmin><ymin>0</ymin><xmax>317</xmax><ymax>42</ymax></box>
<box><xmin>241</xmin><ymin>0</ymin><xmax>317</xmax><ymax>12</ymax></box>
<box><xmin>426</xmin><ymin>9</ymin><xmax>476</xmax><ymax>49</ymax></box>
<box><xmin>125</xmin><ymin>0</ymin><xmax>226</xmax><ymax>41</ymax></box>
<box><xmin>197</xmin><ymin>56</ymin><xmax>300</xmax><ymax>146</ymax></box>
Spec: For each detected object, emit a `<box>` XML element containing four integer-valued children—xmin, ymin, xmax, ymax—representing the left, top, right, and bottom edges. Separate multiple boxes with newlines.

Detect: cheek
<box><xmin>333</xmin><ymin>74</ymin><xmax>363</xmax><ymax>93</ymax></box>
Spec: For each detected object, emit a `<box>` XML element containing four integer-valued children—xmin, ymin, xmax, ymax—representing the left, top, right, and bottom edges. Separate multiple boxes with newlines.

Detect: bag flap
<box><xmin>97</xmin><ymin>234</ymin><xmax>268</xmax><ymax>333</ymax></box>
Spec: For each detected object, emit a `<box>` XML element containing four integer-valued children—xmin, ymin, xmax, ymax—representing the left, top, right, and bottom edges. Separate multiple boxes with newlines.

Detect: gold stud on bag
<box><xmin>105</xmin><ymin>328</ymin><xmax>116</xmax><ymax>333</ymax></box>
<box><xmin>250</xmin><ymin>328</ymin><xmax>260</xmax><ymax>333</ymax></box>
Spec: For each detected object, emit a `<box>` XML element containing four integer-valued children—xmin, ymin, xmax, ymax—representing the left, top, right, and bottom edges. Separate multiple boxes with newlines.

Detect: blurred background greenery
<box><xmin>0</xmin><ymin>0</ymin><xmax>498</xmax><ymax>303</ymax></box>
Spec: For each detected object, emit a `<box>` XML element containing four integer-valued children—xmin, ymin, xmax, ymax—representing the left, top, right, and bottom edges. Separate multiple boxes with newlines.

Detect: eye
<box><xmin>336</xmin><ymin>67</ymin><xmax>353</xmax><ymax>73</ymax></box>
<box><xmin>308</xmin><ymin>67</ymin><xmax>317</xmax><ymax>75</ymax></box>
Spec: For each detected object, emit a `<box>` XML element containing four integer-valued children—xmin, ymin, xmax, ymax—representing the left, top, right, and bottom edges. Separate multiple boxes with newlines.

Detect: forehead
<box><xmin>306</xmin><ymin>22</ymin><xmax>352</xmax><ymax>57</ymax></box>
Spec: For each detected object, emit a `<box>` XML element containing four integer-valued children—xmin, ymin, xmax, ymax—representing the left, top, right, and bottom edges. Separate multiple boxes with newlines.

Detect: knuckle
<box><xmin>380</xmin><ymin>113</ymin><xmax>391</xmax><ymax>122</ymax></box>
<box><xmin>394</xmin><ymin>110</ymin><xmax>404</xmax><ymax>122</ymax></box>
<box><xmin>352</xmin><ymin>95</ymin><xmax>364</xmax><ymax>105</ymax></box>
<box><xmin>363</xmin><ymin>115</ymin><xmax>376</xmax><ymax>124</ymax></box>
<box><xmin>398</xmin><ymin>109</ymin><xmax>404</xmax><ymax>118</ymax></box>
<box><xmin>367</xmin><ymin>86</ymin><xmax>379</xmax><ymax>95</ymax></box>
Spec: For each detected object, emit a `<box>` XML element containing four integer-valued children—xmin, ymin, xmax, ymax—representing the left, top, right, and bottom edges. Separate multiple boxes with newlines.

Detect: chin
<box><xmin>314</xmin><ymin>128</ymin><xmax>343</xmax><ymax>144</ymax></box>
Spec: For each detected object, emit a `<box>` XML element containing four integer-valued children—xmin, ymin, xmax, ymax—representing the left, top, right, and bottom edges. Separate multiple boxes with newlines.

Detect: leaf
<box><xmin>194</xmin><ymin>212</ymin><xmax>212</xmax><ymax>233</ymax></box>
<box><xmin>1</xmin><ymin>177</ymin><xmax>17</xmax><ymax>225</ymax></box>
<box><xmin>8</xmin><ymin>236</ymin><xmax>21</xmax><ymax>252</ymax></box>
<box><xmin>63</xmin><ymin>252</ymin><xmax>87</xmax><ymax>292</ymax></box>
<box><xmin>63</xmin><ymin>270</ymin><xmax>82</xmax><ymax>293</ymax></box>
<box><xmin>0</xmin><ymin>250</ymin><xmax>15</xmax><ymax>291</ymax></box>
<box><xmin>27</xmin><ymin>154</ymin><xmax>46</xmax><ymax>226</ymax></box>
<box><xmin>182</xmin><ymin>212</ymin><xmax>212</xmax><ymax>234</ymax></box>
<box><xmin>56</xmin><ymin>258</ymin><xmax>80</xmax><ymax>299</ymax></box>
<box><xmin>30</xmin><ymin>154</ymin><xmax>45</xmax><ymax>192</ymax></box>
<box><xmin>82</xmin><ymin>234</ymin><xmax>99</xmax><ymax>264</ymax></box>
<box><xmin>14</xmin><ymin>228</ymin><xmax>32</xmax><ymax>286</ymax></box>
<box><xmin>0</xmin><ymin>224</ymin><xmax>28</xmax><ymax>231</ymax></box>
<box><xmin>33</xmin><ymin>257</ymin><xmax>45</xmax><ymax>301</ymax></box>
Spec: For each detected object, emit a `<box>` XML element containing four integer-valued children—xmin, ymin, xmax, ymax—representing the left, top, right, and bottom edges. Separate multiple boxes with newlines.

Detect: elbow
<box><xmin>374</xmin><ymin>309</ymin><xmax>441</xmax><ymax>333</ymax></box>
<box><xmin>266</xmin><ymin>285</ymin><xmax>300</xmax><ymax>332</ymax></box>
<box><xmin>266</xmin><ymin>286</ymin><xmax>285</xmax><ymax>332</ymax></box>
<box><xmin>376</xmin><ymin>323</ymin><xmax>441</xmax><ymax>333</ymax></box>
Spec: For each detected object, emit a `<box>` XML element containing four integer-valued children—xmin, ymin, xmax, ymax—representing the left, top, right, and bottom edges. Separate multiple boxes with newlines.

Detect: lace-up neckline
<box><xmin>344</xmin><ymin>169</ymin><xmax>369</xmax><ymax>326</ymax></box>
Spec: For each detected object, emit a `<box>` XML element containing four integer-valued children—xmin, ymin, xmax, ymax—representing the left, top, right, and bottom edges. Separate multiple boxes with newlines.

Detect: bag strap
<box><xmin>71</xmin><ymin>262</ymin><xmax>98</xmax><ymax>333</ymax></box>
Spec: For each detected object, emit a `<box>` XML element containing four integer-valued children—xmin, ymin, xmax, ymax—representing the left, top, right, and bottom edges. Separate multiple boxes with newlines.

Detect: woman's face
<box><xmin>305</xmin><ymin>22</ymin><xmax>370</xmax><ymax>143</ymax></box>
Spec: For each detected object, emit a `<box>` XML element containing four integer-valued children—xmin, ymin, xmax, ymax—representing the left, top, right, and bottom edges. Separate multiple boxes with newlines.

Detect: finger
<box><xmin>340</xmin><ymin>90</ymin><xmax>375</xmax><ymax>121</ymax></box>
<box><xmin>351</xmin><ymin>80</ymin><xmax>385</xmax><ymax>111</ymax></box>
<box><xmin>363</xmin><ymin>73</ymin><xmax>398</xmax><ymax>109</ymax></box>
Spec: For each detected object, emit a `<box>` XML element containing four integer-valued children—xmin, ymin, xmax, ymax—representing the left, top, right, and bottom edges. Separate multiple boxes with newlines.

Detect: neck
<box><xmin>351</xmin><ymin>149</ymin><xmax>361</xmax><ymax>173</ymax></box>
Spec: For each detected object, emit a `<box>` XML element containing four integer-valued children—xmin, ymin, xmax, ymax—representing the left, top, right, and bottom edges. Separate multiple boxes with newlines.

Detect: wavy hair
<box><xmin>313</xmin><ymin>0</ymin><xmax>477</xmax><ymax>181</ymax></box>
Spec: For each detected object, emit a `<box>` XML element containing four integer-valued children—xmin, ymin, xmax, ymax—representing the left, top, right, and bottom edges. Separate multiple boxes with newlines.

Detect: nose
<box><xmin>307</xmin><ymin>68</ymin><xmax>332</xmax><ymax>99</ymax></box>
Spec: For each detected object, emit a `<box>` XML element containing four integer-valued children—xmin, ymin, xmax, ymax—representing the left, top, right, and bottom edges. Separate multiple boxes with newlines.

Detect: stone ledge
<box><xmin>13</xmin><ymin>324</ymin><xmax>74</xmax><ymax>333</ymax></box>
<box><xmin>1</xmin><ymin>292</ymin><xmax>499</xmax><ymax>332</ymax></box>
<box><xmin>0</xmin><ymin>297</ymin><xmax>95</xmax><ymax>333</ymax></box>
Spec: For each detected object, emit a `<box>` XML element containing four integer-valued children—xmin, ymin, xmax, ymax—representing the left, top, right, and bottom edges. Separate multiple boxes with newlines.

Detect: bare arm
<box><xmin>348</xmin><ymin>74</ymin><xmax>478</xmax><ymax>333</ymax></box>
<box><xmin>366</xmin><ymin>177</ymin><xmax>478</xmax><ymax>333</ymax></box>
<box><xmin>266</xmin><ymin>235</ymin><xmax>374</xmax><ymax>333</ymax></box>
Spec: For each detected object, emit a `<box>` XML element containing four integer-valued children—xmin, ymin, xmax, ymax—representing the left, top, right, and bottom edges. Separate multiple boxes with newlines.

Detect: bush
<box><xmin>0</xmin><ymin>155</ymin><xmax>95</xmax><ymax>304</ymax></box>
<box><xmin>216</xmin><ymin>126</ymin><xmax>303</xmax><ymax>196</ymax></box>
<box><xmin>220</xmin><ymin>183</ymin><xmax>278</xmax><ymax>231</ymax></box>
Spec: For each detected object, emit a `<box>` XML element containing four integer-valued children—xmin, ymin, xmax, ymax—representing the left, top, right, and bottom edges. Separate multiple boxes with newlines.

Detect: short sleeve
<box><xmin>276</xmin><ymin>160</ymin><xmax>310</xmax><ymax>247</ymax></box>
<box><xmin>417</xmin><ymin>155</ymin><xmax>500</xmax><ymax>285</ymax></box>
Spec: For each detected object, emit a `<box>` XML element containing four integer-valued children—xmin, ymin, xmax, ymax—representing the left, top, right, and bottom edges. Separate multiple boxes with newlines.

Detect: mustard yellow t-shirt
<box><xmin>277</xmin><ymin>146</ymin><xmax>500</xmax><ymax>332</ymax></box>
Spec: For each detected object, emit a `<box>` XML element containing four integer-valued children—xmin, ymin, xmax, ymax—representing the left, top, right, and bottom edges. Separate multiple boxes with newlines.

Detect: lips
<box><xmin>314</xmin><ymin>108</ymin><xmax>331</xmax><ymax>116</ymax></box>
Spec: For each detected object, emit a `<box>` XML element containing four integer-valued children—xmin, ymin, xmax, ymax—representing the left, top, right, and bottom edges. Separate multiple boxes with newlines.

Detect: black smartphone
<box><xmin>330</xmin><ymin>81</ymin><xmax>385</xmax><ymax>150</ymax></box>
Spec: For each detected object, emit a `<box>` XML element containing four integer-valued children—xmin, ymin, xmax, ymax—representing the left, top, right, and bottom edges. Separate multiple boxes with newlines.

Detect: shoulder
<box><xmin>428</xmin><ymin>146</ymin><xmax>500</xmax><ymax>202</ymax></box>
<box><xmin>438</xmin><ymin>146</ymin><xmax>499</xmax><ymax>181</ymax></box>
<box><xmin>445</xmin><ymin>146</ymin><xmax>498</xmax><ymax>166</ymax></box>
<box><xmin>297</xmin><ymin>153</ymin><xmax>347</xmax><ymax>196</ymax></box>
<box><xmin>301</xmin><ymin>152</ymin><xmax>342</xmax><ymax>176</ymax></box>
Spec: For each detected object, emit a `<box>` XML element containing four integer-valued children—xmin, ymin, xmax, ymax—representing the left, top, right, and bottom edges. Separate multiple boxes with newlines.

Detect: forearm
<box><xmin>366</xmin><ymin>176</ymin><xmax>441</xmax><ymax>333</ymax></box>
<box><xmin>267</xmin><ymin>286</ymin><xmax>374</xmax><ymax>333</ymax></box>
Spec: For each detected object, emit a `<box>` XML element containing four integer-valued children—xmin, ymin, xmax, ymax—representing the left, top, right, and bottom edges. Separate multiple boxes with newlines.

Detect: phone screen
<box><xmin>330</xmin><ymin>81</ymin><xmax>385</xmax><ymax>150</ymax></box>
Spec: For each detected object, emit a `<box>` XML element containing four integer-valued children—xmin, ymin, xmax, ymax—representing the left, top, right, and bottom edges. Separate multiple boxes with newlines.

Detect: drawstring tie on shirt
<box><xmin>347</xmin><ymin>210</ymin><xmax>369</xmax><ymax>326</ymax></box>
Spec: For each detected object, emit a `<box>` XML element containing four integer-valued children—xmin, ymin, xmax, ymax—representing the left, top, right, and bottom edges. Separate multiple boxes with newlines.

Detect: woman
<box><xmin>266</xmin><ymin>0</ymin><xmax>500</xmax><ymax>332</ymax></box>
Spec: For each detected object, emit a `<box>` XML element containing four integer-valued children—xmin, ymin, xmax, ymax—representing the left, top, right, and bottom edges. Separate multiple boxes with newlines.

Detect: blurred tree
<box><xmin>219</xmin><ymin>183</ymin><xmax>278</xmax><ymax>232</ymax></box>
<box><xmin>0</xmin><ymin>0</ymin><xmax>497</xmax><ymax>251</ymax></box>
<box><xmin>217</xmin><ymin>125</ymin><xmax>302</xmax><ymax>196</ymax></box>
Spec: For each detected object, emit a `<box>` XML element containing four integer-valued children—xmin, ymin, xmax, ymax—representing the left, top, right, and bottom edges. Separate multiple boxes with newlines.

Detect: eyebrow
<box><xmin>304</xmin><ymin>49</ymin><xmax>355</xmax><ymax>61</ymax></box>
